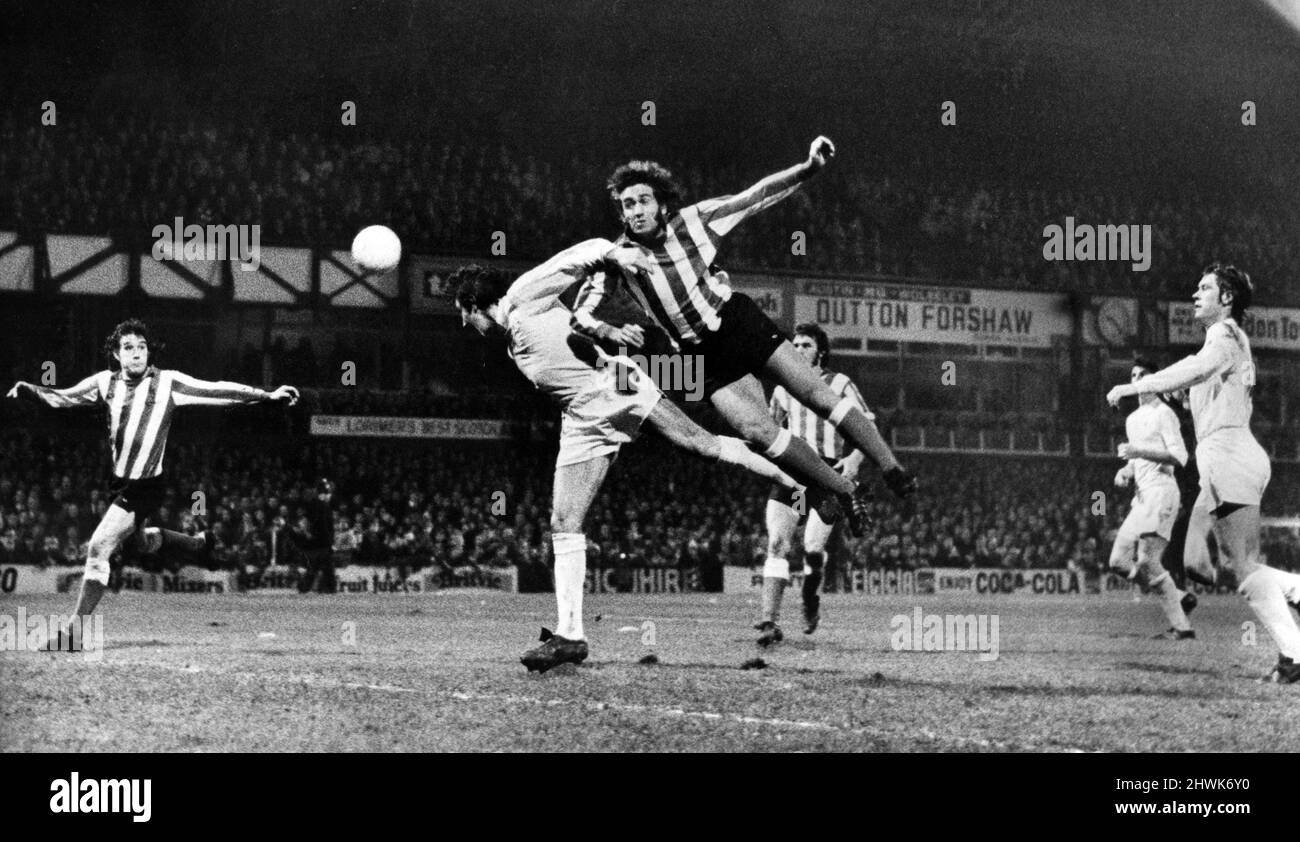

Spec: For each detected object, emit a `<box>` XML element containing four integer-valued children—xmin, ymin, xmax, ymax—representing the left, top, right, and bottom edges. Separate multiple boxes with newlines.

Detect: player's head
<box><xmin>103</xmin><ymin>319</ymin><xmax>158</xmax><ymax>378</ymax></box>
<box><xmin>443</xmin><ymin>264</ymin><xmax>511</xmax><ymax>336</ymax></box>
<box><xmin>1196</xmin><ymin>262</ymin><xmax>1253</xmax><ymax>323</ymax></box>
<box><xmin>1130</xmin><ymin>355</ymin><xmax>1157</xmax><ymax>384</ymax></box>
<box><xmin>792</xmin><ymin>322</ymin><xmax>830</xmax><ymax>368</ymax></box>
<box><xmin>607</xmin><ymin>160</ymin><xmax>684</xmax><ymax>240</ymax></box>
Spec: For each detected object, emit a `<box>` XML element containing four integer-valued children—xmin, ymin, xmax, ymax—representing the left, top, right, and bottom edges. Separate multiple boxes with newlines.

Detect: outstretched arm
<box><xmin>169</xmin><ymin>371</ymin><xmax>299</xmax><ymax>407</ymax></box>
<box><xmin>6</xmin><ymin>373</ymin><xmax>103</xmax><ymax>408</ymax></box>
<box><xmin>693</xmin><ymin>136</ymin><xmax>836</xmax><ymax>238</ymax></box>
<box><xmin>1106</xmin><ymin>324</ymin><xmax>1235</xmax><ymax>407</ymax></box>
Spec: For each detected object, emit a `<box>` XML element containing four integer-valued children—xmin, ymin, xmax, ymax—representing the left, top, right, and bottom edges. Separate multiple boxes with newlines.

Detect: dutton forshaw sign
<box><xmin>793</xmin><ymin>279</ymin><xmax>1071</xmax><ymax>352</ymax></box>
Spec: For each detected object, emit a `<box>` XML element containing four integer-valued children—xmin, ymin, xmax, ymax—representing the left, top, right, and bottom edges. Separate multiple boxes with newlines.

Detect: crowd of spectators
<box><xmin>2</xmin><ymin>111</ymin><xmax>1298</xmax><ymax>304</ymax></box>
<box><xmin>3</xmin><ymin>425</ymin><xmax>1297</xmax><ymax>587</ymax></box>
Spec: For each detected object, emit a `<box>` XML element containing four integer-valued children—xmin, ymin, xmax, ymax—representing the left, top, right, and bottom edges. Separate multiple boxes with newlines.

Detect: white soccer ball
<box><xmin>351</xmin><ymin>225</ymin><xmax>402</xmax><ymax>272</ymax></box>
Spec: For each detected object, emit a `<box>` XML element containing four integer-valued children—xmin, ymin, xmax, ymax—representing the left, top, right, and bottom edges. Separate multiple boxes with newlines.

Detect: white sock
<box><xmin>1148</xmin><ymin>571</ymin><xmax>1190</xmax><ymax>631</ymax></box>
<box><xmin>718</xmin><ymin>436</ymin><xmax>796</xmax><ymax>488</ymax></box>
<box><xmin>1239</xmin><ymin>567</ymin><xmax>1300</xmax><ymax>660</ymax></box>
<box><xmin>552</xmin><ymin>533</ymin><xmax>587</xmax><ymax>641</ymax></box>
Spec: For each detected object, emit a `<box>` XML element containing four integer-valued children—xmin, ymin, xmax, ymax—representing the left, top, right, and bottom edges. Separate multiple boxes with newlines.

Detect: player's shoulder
<box><xmin>1206</xmin><ymin>319</ymin><xmax>1245</xmax><ymax>346</ymax></box>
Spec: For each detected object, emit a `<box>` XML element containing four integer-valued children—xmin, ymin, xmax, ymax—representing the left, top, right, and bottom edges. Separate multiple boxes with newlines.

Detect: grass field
<box><xmin>2</xmin><ymin>589</ymin><xmax>1297</xmax><ymax>752</ymax></box>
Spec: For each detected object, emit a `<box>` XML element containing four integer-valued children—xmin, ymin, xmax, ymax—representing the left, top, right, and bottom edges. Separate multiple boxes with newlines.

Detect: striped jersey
<box><xmin>578</xmin><ymin>164</ymin><xmax>813</xmax><ymax>345</ymax></box>
<box><xmin>29</xmin><ymin>366</ymin><xmax>270</xmax><ymax>480</ymax></box>
<box><xmin>769</xmin><ymin>370</ymin><xmax>873</xmax><ymax>460</ymax></box>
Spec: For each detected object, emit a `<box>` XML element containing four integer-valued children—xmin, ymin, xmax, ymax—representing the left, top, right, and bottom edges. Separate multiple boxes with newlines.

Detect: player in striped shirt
<box><xmin>572</xmin><ymin>137</ymin><xmax>916</xmax><ymax>535</ymax></box>
<box><xmin>444</xmin><ymin>254</ymin><xmax>810</xmax><ymax>673</ymax></box>
<box><xmin>6</xmin><ymin>319</ymin><xmax>299</xmax><ymax>650</ymax></box>
<box><xmin>1107</xmin><ymin>264</ymin><xmax>1300</xmax><ymax>683</ymax></box>
<box><xmin>1109</xmin><ymin>357</ymin><xmax>1196</xmax><ymax>640</ymax></box>
<box><xmin>757</xmin><ymin>324</ymin><xmax>885</xmax><ymax>643</ymax></box>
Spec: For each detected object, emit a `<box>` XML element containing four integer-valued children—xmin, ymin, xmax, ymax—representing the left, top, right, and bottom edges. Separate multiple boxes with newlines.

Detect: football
<box><xmin>350</xmin><ymin>225</ymin><xmax>402</xmax><ymax>272</ymax></box>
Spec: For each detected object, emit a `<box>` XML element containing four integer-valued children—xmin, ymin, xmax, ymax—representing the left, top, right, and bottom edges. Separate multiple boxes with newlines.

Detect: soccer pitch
<box><xmin>2</xmin><ymin>590</ymin><xmax>1296</xmax><ymax>752</ymax></box>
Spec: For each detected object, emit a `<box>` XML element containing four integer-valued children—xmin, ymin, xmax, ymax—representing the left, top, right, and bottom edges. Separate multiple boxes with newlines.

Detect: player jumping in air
<box><xmin>757</xmin><ymin>323</ymin><xmax>881</xmax><ymax>645</ymax></box>
<box><xmin>445</xmin><ymin>250</ymin><xmax>809</xmax><ymax>674</ymax></box>
<box><xmin>1107</xmin><ymin>264</ymin><xmax>1300</xmax><ymax>683</ymax></box>
<box><xmin>5</xmin><ymin>319</ymin><xmax>299</xmax><ymax>650</ymax></box>
<box><xmin>1109</xmin><ymin>357</ymin><xmax>1197</xmax><ymax>639</ymax></box>
<box><xmin>570</xmin><ymin>136</ymin><xmax>917</xmax><ymax>536</ymax></box>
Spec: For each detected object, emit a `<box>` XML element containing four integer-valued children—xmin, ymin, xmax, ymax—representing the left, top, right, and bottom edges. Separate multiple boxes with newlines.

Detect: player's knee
<box><xmin>83</xmin><ymin>551</ymin><xmax>111</xmax><ymax>585</ymax></box>
<box><xmin>550</xmin><ymin>512</ymin><xmax>584</xmax><ymax>535</ymax></box>
<box><xmin>804</xmin><ymin>550</ymin><xmax>825</xmax><ymax>573</ymax></box>
<box><xmin>762</xmin><ymin>555</ymin><xmax>790</xmax><ymax>580</ymax></box>
<box><xmin>767</xmin><ymin>534</ymin><xmax>790</xmax><ymax>559</ymax></box>
<box><xmin>736</xmin><ymin>414</ymin><xmax>778</xmax><ymax>446</ymax></box>
<box><xmin>137</xmin><ymin>527</ymin><xmax>163</xmax><ymax>555</ymax></box>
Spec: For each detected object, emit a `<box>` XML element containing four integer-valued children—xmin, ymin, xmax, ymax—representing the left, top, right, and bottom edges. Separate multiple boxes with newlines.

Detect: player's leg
<box><xmin>1139</xmin><ymin>534</ymin><xmax>1193</xmax><ymax>637</ymax></box>
<box><xmin>1107</xmin><ymin>512</ymin><xmax>1141</xmax><ymax>582</ymax></box>
<box><xmin>762</xmin><ymin>342</ymin><xmax>901</xmax><ymax>477</ymax></box>
<box><xmin>800</xmin><ymin>506</ymin><xmax>835</xmax><ymax>634</ymax></box>
<box><xmin>550</xmin><ymin>454</ymin><xmax>613</xmax><ymax>642</ymax></box>
<box><xmin>1182</xmin><ymin>490</ymin><xmax>1218</xmax><ymax>587</ymax></box>
<box><xmin>57</xmin><ymin>503</ymin><xmax>137</xmax><ymax>648</ymax></box>
<box><xmin>642</xmin><ymin>397</ymin><xmax>798</xmax><ymax>491</ymax></box>
<box><xmin>709</xmin><ymin>375</ymin><xmax>869</xmax><ymax>533</ymax></box>
<box><xmin>758</xmin><ymin>498</ymin><xmax>799</xmax><ymax>645</ymax></box>
<box><xmin>1218</xmin><ymin>503</ymin><xmax>1300</xmax><ymax>681</ymax></box>
<box><xmin>134</xmin><ymin>525</ymin><xmax>206</xmax><ymax>562</ymax></box>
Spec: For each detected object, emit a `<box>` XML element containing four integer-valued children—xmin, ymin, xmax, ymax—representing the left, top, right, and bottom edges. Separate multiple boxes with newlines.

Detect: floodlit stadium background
<box><xmin>1</xmin><ymin>0</ymin><xmax>1298</xmax><ymax>751</ymax></box>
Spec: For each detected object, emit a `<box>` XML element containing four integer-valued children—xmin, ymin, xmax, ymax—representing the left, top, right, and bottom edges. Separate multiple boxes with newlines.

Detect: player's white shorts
<box><xmin>1195</xmin><ymin>428</ymin><xmax>1271</xmax><ymax>511</ymax></box>
<box><xmin>508</xmin><ymin>308</ymin><xmax>663</xmax><ymax>467</ymax></box>
<box><xmin>556</xmin><ymin>358</ymin><xmax>662</xmax><ymax>468</ymax></box>
<box><xmin>1117</xmin><ymin>482</ymin><xmax>1180</xmax><ymax>542</ymax></box>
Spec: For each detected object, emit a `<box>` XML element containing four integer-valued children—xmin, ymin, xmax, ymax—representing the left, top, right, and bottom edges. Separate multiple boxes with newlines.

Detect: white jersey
<box><xmin>1125</xmin><ymin>399</ymin><xmax>1185</xmax><ymax>491</ymax></box>
<box><xmin>1187</xmin><ymin>319</ymin><xmax>1255</xmax><ymax>440</ymax></box>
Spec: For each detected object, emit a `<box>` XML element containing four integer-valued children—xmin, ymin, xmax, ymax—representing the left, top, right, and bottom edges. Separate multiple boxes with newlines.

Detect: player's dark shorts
<box><xmin>768</xmin><ymin>456</ymin><xmax>839</xmax><ymax>508</ymax></box>
<box><xmin>109</xmin><ymin>475</ymin><xmax>166</xmax><ymax>524</ymax></box>
<box><xmin>692</xmin><ymin>293</ymin><xmax>786</xmax><ymax>397</ymax></box>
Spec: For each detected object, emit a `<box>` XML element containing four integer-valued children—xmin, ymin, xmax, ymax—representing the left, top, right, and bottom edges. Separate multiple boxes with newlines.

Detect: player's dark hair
<box><xmin>1202</xmin><ymin>262</ymin><xmax>1253</xmax><ymax>320</ymax></box>
<box><xmin>103</xmin><ymin>319</ymin><xmax>160</xmax><ymax>370</ymax></box>
<box><xmin>1131</xmin><ymin>355</ymin><xmax>1158</xmax><ymax>376</ymax></box>
<box><xmin>607</xmin><ymin>160</ymin><xmax>685</xmax><ymax>219</ymax></box>
<box><xmin>793</xmin><ymin>322</ymin><xmax>831</xmax><ymax>367</ymax></box>
<box><xmin>442</xmin><ymin>264</ymin><xmax>512</xmax><ymax>311</ymax></box>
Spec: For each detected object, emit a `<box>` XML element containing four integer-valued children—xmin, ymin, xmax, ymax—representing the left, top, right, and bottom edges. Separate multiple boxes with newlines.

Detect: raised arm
<box><xmin>169</xmin><ymin>371</ymin><xmax>299</xmax><ymax>407</ymax></box>
<box><xmin>1106</xmin><ymin>324</ymin><xmax>1235</xmax><ymax>407</ymax></box>
<box><xmin>692</xmin><ymin>136</ymin><xmax>835</xmax><ymax>238</ymax></box>
<box><xmin>6</xmin><ymin>372</ymin><xmax>104</xmax><ymax>408</ymax></box>
<box><xmin>501</xmin><ymin>238</ymin><xmax>615</xmax><ymax>316</ymax></box>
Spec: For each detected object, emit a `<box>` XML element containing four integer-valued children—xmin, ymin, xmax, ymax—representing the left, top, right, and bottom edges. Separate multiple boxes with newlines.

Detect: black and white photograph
<box><xmin>1</xmin><ymin>0</ymin><xmax>1298</xmax><ymax>786</ymax></box>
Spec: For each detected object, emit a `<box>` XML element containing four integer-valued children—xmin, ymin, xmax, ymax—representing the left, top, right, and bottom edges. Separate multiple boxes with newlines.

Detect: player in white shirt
<box><xmin>1110</xmin><ymin>357</ymin><xmax>1196</xmax><ymax>639</ymax></box>
<box><xmin>444</xmin><ymin>251</ymin><xmax>809</xmax><ymax>673</ymax></box>
<box><xmin>1108</xmin><ymin>263</ymin><xmax>1300</xmax><ymax>683</ymax></box>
